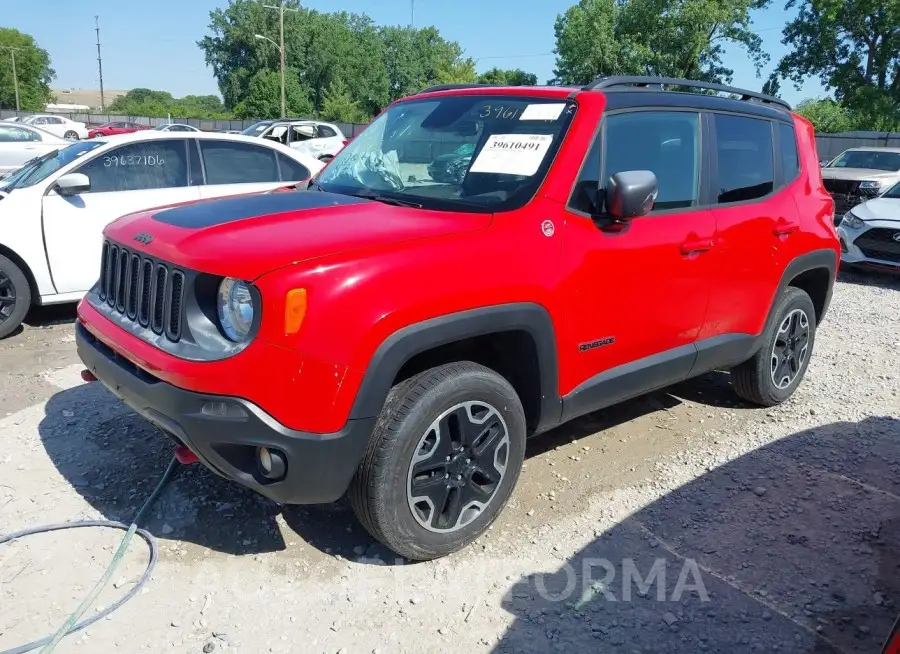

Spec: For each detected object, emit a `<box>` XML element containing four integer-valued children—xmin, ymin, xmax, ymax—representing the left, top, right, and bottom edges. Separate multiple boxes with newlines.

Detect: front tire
<box><xmin>732</xmin><ymin>287</ymin><xmax>817</xmax><ymax>406</ymax></box>
<box><xmin>0</xmin><ymin>255</ymin><xmax>31</xmax><ymax>339</ymax></box>
<box><xmin>349</xmin><ymin>362</ymin><xmax>526</xmax><ymax>561</ymax></box>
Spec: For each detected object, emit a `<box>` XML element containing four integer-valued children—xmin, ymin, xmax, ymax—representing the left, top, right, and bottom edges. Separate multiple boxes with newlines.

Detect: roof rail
<box><xmin>416</xmin><ymin>83</ymin><xmax>493</xmax><ymax>95</ymax></box>
<box><xmin>582</xmin><ymin>76</ymin><xmax>791</xmax><ymax>111</ymax></box>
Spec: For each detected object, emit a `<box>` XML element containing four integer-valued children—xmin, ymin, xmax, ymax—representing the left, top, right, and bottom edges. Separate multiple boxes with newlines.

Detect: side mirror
<box><xmin>55</xmin><ymin>172</ymin><xmax>91</xmax><ymax>196</ymax></box>
<box><xmin>604</xmin><ymin>170</ymin><xmax>658</xmax><ymax>220</ymax></box>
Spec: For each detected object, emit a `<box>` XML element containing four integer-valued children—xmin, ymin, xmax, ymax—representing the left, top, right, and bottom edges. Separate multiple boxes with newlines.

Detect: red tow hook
<box><xmin>80</xmin><ymin>369</ymin><xmax>97</xmax><ymax>382</ymax></box>
<box><xmin>174</xmin><ymin>445</ymin><xmax>199</xmax><ymax>465</ymax></box>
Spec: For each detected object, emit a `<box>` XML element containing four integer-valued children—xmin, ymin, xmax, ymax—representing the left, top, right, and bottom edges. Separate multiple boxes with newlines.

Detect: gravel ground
<box><xmin>1</xmin><ymin>268</ymin><xmax>899</xmax><ymax>654</ymax></box>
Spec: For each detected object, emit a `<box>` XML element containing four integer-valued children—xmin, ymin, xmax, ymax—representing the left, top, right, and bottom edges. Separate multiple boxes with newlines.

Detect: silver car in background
<box><xmin>837</xmin><ymin>180</ymin><xmax>900</xmax><ymax>273</ymax></box>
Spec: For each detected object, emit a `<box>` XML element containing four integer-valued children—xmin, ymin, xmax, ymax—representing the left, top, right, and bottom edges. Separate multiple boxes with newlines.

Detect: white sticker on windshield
<box><xmin>519</xmin><ymin>103</ymin><xmax>566</xmax><ymax>121</ymax></box>
<box><xmin>469</xmin><ymin>134</ymin><xmax>554</xmax><ymax>176</ymax></box>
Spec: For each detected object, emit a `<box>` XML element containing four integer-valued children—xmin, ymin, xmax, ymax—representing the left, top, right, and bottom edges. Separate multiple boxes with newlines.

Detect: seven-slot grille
<box><xmin>853</xmin><ymin>228</ymin><xmax>900</xmax><ymax>264</ymax></box>
<box><xmin>98</xmin><ymin>240</ymin><xmax>186</xmax><ymax>341</ymax></box>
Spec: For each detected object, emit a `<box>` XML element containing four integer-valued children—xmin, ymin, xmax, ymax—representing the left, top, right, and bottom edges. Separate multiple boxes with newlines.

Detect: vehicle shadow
<box><xmin>38</xmin><ymin>369</ymin><xmax>746</xmax><ymax>560</ymax></box>
<box><xmin>494</xmin><ymin>416</ymin><xmax>900</xmax><ymax>654</ymax></box>
<box><xmin>838</xmin><ymin>266</ymin><xmax>900</xmax><ymax>291</ymax></box>
<box><xmin>24</xmin><ymin>303</ymin><xmax>77</xmax><ymax>328</ymax></box>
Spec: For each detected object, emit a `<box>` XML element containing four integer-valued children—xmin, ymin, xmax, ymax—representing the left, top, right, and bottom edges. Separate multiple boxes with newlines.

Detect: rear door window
<box><xmin>714</xmin><ymin>114</ymin><xmax>774</xmax><ymax>203</ymax></box>
<box><xmin>200</xmin><ymin>141</ymin><xmax>280</xmax><ymax>184</ymax></box>
<box><xmin>75</xmin><ymin>139</ymin><xmax>189</xmax><ymax>193</ymax></box>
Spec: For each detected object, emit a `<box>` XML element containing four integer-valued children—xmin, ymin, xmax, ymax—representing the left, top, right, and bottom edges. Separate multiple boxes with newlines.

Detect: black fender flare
<box><xmin>348</xmin><ymin>302</ymin><xmax>563</xmax><ymax>434</ymax></box>
<box><xmin>773</xmin><ymin>248</ymin><xmax>838</xmax><ymax>324</ymax></box>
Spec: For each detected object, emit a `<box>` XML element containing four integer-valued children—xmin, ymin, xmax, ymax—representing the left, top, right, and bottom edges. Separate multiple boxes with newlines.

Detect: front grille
<box><xmin>823</xmin><ymin>179</ymin><xmax>859</xmax><ymax>195</ymax></box>
<box><xmin>823</xmin><ymin>179</ymin><xmax>863</xmax><ymax>217</ymax></box>
<box><xmin>854</xmin><ymin>228</ymin><xmax>900</xmax><ymax>264</ymax></box>
<box><xmin>98</xmin><ymin>240</ymin><xmax>186</xmax><ymax>342</ymax></box>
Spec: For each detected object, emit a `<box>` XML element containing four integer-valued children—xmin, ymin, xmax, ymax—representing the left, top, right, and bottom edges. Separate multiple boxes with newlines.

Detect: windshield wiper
<box><xmin>344</xmin><ymin>190</ymin><xmax>423</xmax><ymax>208</ymax></box>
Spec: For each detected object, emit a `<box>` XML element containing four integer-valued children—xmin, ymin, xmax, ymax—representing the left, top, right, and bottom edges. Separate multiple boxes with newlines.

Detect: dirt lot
<box><xmin>2</xmin><ymin>269</ymin><xmax>899</xmax><ymax>654</ymax></box>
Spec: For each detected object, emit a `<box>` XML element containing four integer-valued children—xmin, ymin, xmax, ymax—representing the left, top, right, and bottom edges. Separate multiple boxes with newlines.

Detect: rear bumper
<box><xmin>76</xmin><ymin>322</ymin><xmax>374</xmax><ymax>504</ymax></box>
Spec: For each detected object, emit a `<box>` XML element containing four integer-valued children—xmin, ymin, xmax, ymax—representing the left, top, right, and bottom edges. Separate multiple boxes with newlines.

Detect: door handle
<box><xmin>774</xmin><ymin>222</ymin><xmax>799</xmax><ymax>236</ymax></box>
<box><xmin>680</xmin><ymin>238</ymin><xmax>714</xmax><ymax>255</ymax></box>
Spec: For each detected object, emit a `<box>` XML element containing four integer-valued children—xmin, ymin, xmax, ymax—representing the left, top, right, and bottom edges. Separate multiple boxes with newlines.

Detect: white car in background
<box><xmin>241</xmin><ymin>119</ymin><xmax>348</xmax><ymax>162</ymax></box>
<box><xmin>0</xmin><ymin>131</ymin><xmax>324</xmax><ymax>338</ymax></box>
<box><xmin>153</xmin><ymin>123</ymin><xmax>201</xmax><ymax>133</ymax></box>
<box><xmin>0</xmin><ymin>122</ymin><xmax>69</xmax><ymax>175</ymax></box>
<box><xmin>20</xmin><ymin>114</ymin><xmax>90</xmax><ymax>140</ymax></box>
<box><xmin>838</xmin><ymin>180</ymin><xmax>900</xmax><ymax>273</ymax></box>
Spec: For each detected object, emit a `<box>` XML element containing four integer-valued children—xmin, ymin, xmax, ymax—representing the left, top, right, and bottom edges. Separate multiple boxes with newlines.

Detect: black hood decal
<box><xmin>151</xmin><ymin>190</ymin><xmax>369</xmax><ymax>229</ymax></box>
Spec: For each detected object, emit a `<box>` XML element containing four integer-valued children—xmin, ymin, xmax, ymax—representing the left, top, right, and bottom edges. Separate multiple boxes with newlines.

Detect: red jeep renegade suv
<box><xmin>76</xmin><ymin>77</ymin><xmax>839</xmax><ymax>560</ymax></box>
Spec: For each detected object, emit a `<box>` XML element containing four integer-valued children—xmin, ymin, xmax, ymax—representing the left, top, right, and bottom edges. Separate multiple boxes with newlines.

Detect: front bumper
<box><xmin>76</xmin><ymin>322</ymin><xmax>374</xmax><ymax>504</ymax></box>
<box><xmin>837</xmin><ymin>223</ymin><xmax>900</xmax><ymax>273</ymax></box>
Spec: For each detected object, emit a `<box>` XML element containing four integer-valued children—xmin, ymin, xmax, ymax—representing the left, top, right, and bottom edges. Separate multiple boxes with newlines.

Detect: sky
<box><xmin>5</xmin><ymin>0</ymin><xmax>828</xmax><ymax>107</ymax></box>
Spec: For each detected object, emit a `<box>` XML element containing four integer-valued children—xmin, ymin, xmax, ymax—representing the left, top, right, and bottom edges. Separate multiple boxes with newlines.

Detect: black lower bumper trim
<box><xmin>76</xmin><ymin>323</ymin><xmax>374</xmax><ymax>504</ymax></box>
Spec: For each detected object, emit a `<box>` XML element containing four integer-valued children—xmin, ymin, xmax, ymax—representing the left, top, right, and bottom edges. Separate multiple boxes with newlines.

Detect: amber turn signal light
<box><xmin>285</xmin><ymin>288</ymin><xmax>308</xmax><ymax>334</ymax></box>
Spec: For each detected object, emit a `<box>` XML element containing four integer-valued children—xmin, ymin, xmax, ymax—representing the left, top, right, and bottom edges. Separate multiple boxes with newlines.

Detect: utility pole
<box><xmin>95</xmin><ymin>16</ymin><xmax>105</xmax><ymax>111</ymax></box>
<box><xmin>261</xmin><ymin>1</ymin><xmax>299</xmax><ymax>118</ymax></box>
<box><xmin>0</xmin><ymin>46</ymin><xmax>22</xmax><ymax>111</ymax></box>
<box><xmin>411</xmin><ymin>0</ymin><xmax>415</xmax><ymax>27</ymax></box>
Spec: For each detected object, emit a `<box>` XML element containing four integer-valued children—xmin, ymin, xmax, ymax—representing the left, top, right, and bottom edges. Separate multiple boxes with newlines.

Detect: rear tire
<box><xmin>64</xmin><ymin>130</ymin><xmax>78</xmax><ymax>140</ymax></box>
<box><xmin>319</xmin><ymin>155</ymin><xmax>334</xmax><ymax>163</ymax></box>
<box><xmin>731</xmin><ymin>287</ymin><xmax>816</xmax><ymax>406</ymax></box>
<box><xmin>0</xmin><ymin>254</ymin><xmax>31</xmax><ymax>339</ymax></box>
<box><xmin>349</xmin><ymin>362</ymin><xmax>526</xmax><ymax>561</ymax></box>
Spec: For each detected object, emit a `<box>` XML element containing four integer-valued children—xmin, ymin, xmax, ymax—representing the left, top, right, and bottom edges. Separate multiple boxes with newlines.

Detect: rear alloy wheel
<box><xmin>349</xmin><ymin>362</ymin><xmax>526</xmax><ymax>561</ymax></box>
<box><xmin>64</xmin><ymin>130</ymin><xmax>78</xmax><ymax>140</ymax></box>
<box><xmin>0</xmin><ymin>255</ymin><xmax>31</xmax><ymax>339</ymax></box>
<box><xmin>732</xmin><ymin>287</ymin><xmax>816</xmax><ymax>406</ymax></box>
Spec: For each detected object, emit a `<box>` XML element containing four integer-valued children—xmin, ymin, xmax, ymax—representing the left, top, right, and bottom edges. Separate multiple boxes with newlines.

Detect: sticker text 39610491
<box><xmin>469</xmin><ymin>134</ymin><xmax>554</xmax><ymax>177</ymax></box>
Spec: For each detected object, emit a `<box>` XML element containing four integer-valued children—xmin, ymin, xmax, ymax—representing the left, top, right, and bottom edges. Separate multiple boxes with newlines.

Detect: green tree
<box><xmin>476</xmin><ymin>68</ymin><xmax>539</xmax><ymax>86</ymax></box>
<box><xmin>380</xmin><ymin>26</ymin><xmax>473</xmax><ymax>100</ymax></box>
<box><xmin>232</xmin><ymin>69</ymin><xmax>314</xmax><ymax>118</ymax></box>
<box><xmin>435</xmin><ymin>58</ymin><xmax>478</xmax><ymax>85</ymax></box>
<box><xmin>319</xmin><ymin>80</ymin><xmax>367</xmax><ymax>123</ymax></box>
<box><xmin>0</xmin><ymin>28</ymin><xmax>55</xmax><ymax>111</ymax></box>
<box><xmin>199</xmin><ymin>2</ymin><xmax>477</xmax><ymax>117</ymax></box>
<box><xmin>551</xmin><ymin>0</ymin><xmax>771</xmax><ymax>85</ymax></box>
<box><xmin>199</xmin><ymin>1</ymin><xmax>397</xmax><ymax>118</ymax></box>
<box><xmin>794</xmin><ymin>98</ymin><xmax>856</xmax><ymax>133</ymax></box>
<box><xmin>769</xmin><ymin>0</ymin><xmax>900</xmax><ymax>129</ymax></box>
<box><xmin>108</xmin><ymin>88</ymin><xmax>175</xmax><ymax>116</ymax></box>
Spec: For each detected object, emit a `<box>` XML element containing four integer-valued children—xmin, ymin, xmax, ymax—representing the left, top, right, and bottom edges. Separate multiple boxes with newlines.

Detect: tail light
<box><xmin>341</xmin><ymin>140</ymin><xmax>349</xmax><ymax>147</ymax></box>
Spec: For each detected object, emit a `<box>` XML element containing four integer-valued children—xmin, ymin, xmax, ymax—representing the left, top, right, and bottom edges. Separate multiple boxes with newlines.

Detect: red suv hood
<box><xmin>104</xmin><ymin>191</ymin><xmax>490</xmax><ymax>280</ymax></box>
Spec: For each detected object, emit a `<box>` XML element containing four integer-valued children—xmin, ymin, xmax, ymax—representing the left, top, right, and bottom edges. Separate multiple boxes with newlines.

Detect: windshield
<box><xmin>241</xmin><ymin>121</ymin><xmax>272</xmax><ymax>136</ymax></box>
<box><xmin>827</xmin><ymin>150</ymin><xmax>900</xmax><ymax>172</ymax></box>
<box><xmin>883</xmin><ymin>181</ymin><xmax>900</xmax><ymax>199</ymax></box>
<box><xmin>0</xmin><ymin>140</ymin><xmax>104</xmax><ymax>191</ymax></box>
<box><xmin>316</xmin><ymin>95</ymin><xmax>576</xmax><ymax>212</ymax></box>
<box><xmin>153</xmin><ymin>124</ymin><xmax>170</xmax><ymax>130</ymax></box>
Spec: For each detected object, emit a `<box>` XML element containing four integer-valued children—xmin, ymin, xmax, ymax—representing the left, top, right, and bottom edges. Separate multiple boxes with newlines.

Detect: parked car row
<box><xmin>824</xmin><ymin>147</ymin><xmax>900</xmax><ymax>273</ymax></box>
<box><xmin>240</xmin><ymin>119</ymin><xmax>348</xmax><ymax>162</ymax></box>
<box><xmin>0</xmin><ymin>131</ymin><xmax>324</xmax><ymax>338</ymax></box>
<box><xmin>3</xmin><ymin>114</ymin><xmax>89</xmax><ymax>140</ymax></box>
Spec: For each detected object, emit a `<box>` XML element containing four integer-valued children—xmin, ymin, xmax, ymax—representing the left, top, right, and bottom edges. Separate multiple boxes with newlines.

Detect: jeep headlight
<box><xmin>217</xmin><ymin>278</ymin><xmax>255</xmax><ymax>342</ymax></box>
<box><xmin>841</xmin><ymin>211</ymin><xmax>865</xmax><ymax>229</ymax></box>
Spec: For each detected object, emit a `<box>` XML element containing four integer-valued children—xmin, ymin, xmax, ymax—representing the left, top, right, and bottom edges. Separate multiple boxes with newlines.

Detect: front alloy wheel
<box><xmin>407</xmin><ymin>401</ymin><xmax>510</xmax><ymax>533</ymax></box>
<box><xmin>350</xmin><ymin>362</ymin><xmax>526</xmax><ymax>561</ymax></box>
<box><xmin>0</xmin><ymin>255</ymin><xmax>32</xmax><ymax>339</ymax></box>
<box><xmin>0</xmin><ymin>270</ymin><xmax>17</xmax><ymax>325</ymax></box>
